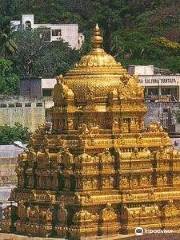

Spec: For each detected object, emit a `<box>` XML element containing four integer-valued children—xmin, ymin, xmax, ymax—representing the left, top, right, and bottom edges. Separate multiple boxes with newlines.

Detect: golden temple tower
<box><xmin>1</xmin><ymin>25</ymin><xmax>180</xmax><ymax>239</ymax></box>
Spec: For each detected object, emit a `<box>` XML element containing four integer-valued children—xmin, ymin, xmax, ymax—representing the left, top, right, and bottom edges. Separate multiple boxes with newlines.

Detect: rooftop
<box><xmin>0</xmin><ymin>145</ymin><xmax>24</xmax><ymax>158</ymax></box>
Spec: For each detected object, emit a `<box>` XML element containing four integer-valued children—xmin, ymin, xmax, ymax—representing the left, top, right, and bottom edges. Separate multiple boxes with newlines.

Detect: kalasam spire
<box><xmin>91</xmin><ymin>24</ymin><xmax>103</xmax><ymax>49</ymax></box>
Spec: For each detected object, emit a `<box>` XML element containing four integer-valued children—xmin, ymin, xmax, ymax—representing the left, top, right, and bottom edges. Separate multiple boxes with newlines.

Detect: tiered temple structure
<box><xmin>1</xmin><ymin>25</ymin><xmax>180</xmax><ymax>239</ymax></box>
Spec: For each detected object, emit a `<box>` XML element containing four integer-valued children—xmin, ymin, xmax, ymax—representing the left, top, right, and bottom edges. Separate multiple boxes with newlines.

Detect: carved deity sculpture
<box><xmin>132</xmin><ymin>177</ymin><xmax>139</xmax><ymax>188</ymax></box>
<box><xmin>18</xmin><ymin>201</ymin><xmax>26</xmax><ymax>220</ymax></box>
<box><xmin>57</xmin><ymin>203</ymin><xmax>68</xmax><ymax>225</ymax></box>
<box><xmin>121</xmin><ymin>176</ymin><xmax>129</xmax><ymax>189</ymax></box>
<box><xmin>67</xmin><ymin>118</ymin><xmax>74</xmax><ymax>130</ymax></box>
<box><xmin>46</xmin><ymin>208</ymin><xmax>53</xmax><ymax>224</ymax></box>
<box><xmin>78</xmin><ymin>123</ymin><xmax>89</xmax><ymax>135</ymax></box>
<box><xmin>62</xmin><ymin>148</ymin><xmax>73</xmax><ymax>169</ymax></box>
<box><xmin>139</xmin><ymin>205</ymin><xmax>147</xmax><ymax>218</ymax></box>
<box><xmin>163</xmin><ymin>175</ymin><xmax>168</xmax><ymax>185</ymax></box>
<box><xmin>130</xmin><ymin>118</ymin><xmax>138</xmax><ymax>133</ymax></box>
<box><xmin>141</xmin><ymin>176</ymin><xmax>149</xmax><ymax>187</ymax></box>
<box><xmin>157</xmin><ymin>175</ymin><xmax>164</xmax><ymax>186</ymax></box>
<box><xmin>100</xmin><ymin>149</ymin><xmax>112</xmax><ymax>164</ymax></box>
<box><xmin>102</xmin><ymin>203</ymin><xmax>117</xmax><ymax>222</ymax></box>
<box><xmin>27</xmin><ymin>205</ymin><xmax>39</xmax><ymax>223</ymax></box>
<box><xmin>163</xmin><ymin>200</ymin><xmax>178</xmax><ymax>218</ymax></box>
<box><xmin>102</xmin><ymin>177</ymin><xmax>112</xmax><ymax>189</ymax></box>
<box><xmin>173</xmin><ymin>174</ymin><xmax>180</xmax><ymax>185</ymax></box>
<box><xmin>92</xmin><ymin>178</ymin><xmax>98</xmax><ymax>190</ymax></box>
<box><xmin>112</xmin><ymin>118</ymin><xmax>119</xmax><ymax>130</ymax></box>
<box><xmin>121</xmin><ymin>119</ymin><xmax>129</xmax><ymax>133</ymax></box>
<box><xmin>83</xmin><ymin>178</ymin><xmax>92</xmax><ymax>190</ymax></box>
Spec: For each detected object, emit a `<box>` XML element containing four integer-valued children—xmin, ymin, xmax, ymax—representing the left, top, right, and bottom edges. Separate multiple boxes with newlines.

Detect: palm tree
<box><xmin>0</xmin><ymin>16</ymin><xmax>17</xmax><ymax>57</ymax></box>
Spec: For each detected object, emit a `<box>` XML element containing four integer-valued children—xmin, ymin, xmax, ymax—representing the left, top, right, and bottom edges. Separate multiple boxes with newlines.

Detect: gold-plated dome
<box><xmin>60</xmin><ymin>24</ymin><xmax>143</xmax><ymax>103</ymax></box>
<box><xmin>77</xmin><ymin>24</ymin><xmax>119</xmax><ymax>68</ymax></box>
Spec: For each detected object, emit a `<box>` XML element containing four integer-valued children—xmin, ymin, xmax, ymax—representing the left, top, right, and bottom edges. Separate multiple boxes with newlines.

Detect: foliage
<box><xmin>0</xmin><ymin>123</ymin><xmax>30</xmax><ymax>144</ymax></box>
<box><xmin>111</xmin><ymin>30</ymin><xmax>180</xmax><ymax>72</ymax></box>
<box><xmin>0</xmin><ymin>15</ymin><xmax>17</xmax><ymax>57</ymax></box>
<box><xmin>152</xmin><ymin>37</ymin><xmax>180</xmax><ymax>50</ymax></box>
<box><xmin>11</xmin><ymin>30</ymin><xmax>80</xmax><ymax>77</ymax></box>
<box><xmin>0</xmin><ymin>58</ymin><xmax>19</xmax><ymax>94</ymax></box>
<box><xmin>0</xmin><ymin>0</ymin><xmax>179</xmax><ymax>74</ymax></box>
<box><xmin>33</xmin><ymin>41</ymin><xmax>80</xmax><ymax>77</ymax></box>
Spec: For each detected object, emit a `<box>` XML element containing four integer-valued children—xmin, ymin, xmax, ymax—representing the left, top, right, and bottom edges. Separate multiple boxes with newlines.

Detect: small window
<box><xmin>8</xmin><ymin>104</ymin><xmax>15</xmax><ymax>107</ymax></box>
<box><xmin>25</xmin><ymin>103</ymin><xmax>31</xmax><ymax>107</ymax></box>
<box><xmin>43</xmin><ymin>89</ymin><xmax>52</xmax><ymax>97</ymax></box>
<box><xmin>16</xmin><ymin>103</ymin><xmax>22</xmax><ymax>107</ymax></box>
<box><xmin>36</xmin><ymin>103</ymin><xmax>43</xmax><ymax>107</ymax></box>
<box><xmin>0</xmin><ymin>103</ymin><xmax>7</xmax><ymax>108</ymax></box>
<box><xmin>25</xmin><ymin>21</ymin><xmax>31</xmax><ymax>30</ymax></box>
<box><xmin>52</xmin><ymin>29</ymin><xmax>61</xmax><ymax>36</ymax></box>
<box><xmin>163</xmin><ymin>108</ymin><xmax>168</xmax><ymax>113</ymax></box>
<box><xmin>38</xmin><ymin>28</ymin><xmax>51</xmax><ymax>41</ymax></box>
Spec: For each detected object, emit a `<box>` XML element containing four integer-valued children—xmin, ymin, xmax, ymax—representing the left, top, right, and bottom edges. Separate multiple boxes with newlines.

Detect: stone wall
<box><xmin>0</xmin><ymin>99</ymin><xmax>45</xmax><ymax>132</ymax></box>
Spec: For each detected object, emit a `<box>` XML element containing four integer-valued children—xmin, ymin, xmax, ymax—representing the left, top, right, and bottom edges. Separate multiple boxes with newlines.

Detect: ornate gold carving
<box><xmin>102</xmin><ymin>203</ymin><xmax>117</xmax><ymax>222</ymax></box>
<box><xmin>27</xmin><ymin>205</ymin><xmax>39</xmax><ymax>223</ymax></box>
<box><xmin>73</xmin><ymin>209</ymin><xmax>98</xmax><ymax>224</ymax></box>
<box><xmin>2</xmin><ymin>25</ymin><xmax>180</xmax><ymax>239</ymax></box>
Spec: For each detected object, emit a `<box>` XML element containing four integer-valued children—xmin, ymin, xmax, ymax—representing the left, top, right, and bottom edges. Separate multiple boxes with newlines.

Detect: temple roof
<box><xmin>55</xmin><ymin>24</ymin><xmax>144</xmax><ymax>103</ymax></box>
<box><xmin>65</xmin><ymin>24</ymin><xmax>126</xmax><ymax>76</ymax></box>
<box><xmin>77</xmin><ymin>24</ymin><xmax>120</xmax><ymax>68</ymax></box>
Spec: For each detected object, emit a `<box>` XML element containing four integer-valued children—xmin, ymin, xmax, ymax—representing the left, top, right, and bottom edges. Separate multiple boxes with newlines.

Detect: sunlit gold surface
<box><xmin>1</xmin><ymin>25</ymin><xmax>180</xmax><ymax>239</ymax></box>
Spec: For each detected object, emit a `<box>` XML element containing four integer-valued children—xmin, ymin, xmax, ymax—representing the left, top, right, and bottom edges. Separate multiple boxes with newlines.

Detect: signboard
<box><xmin>139</xmin><ymin>76</ymin><xmax>180</xmax><ymax>86</ymax></box>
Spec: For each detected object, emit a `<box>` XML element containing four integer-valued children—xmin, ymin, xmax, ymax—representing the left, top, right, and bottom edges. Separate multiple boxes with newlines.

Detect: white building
<box><xmin>128</xmin><ymin>65</ymin><xmax>154</xmax><ymax>75</ymax></box>
<box><xmin>128</xmin><ymin>65</ymin><xmax>180</xmax><ymax>101</ymax></box>
<box><xmin>11</xmin><ymin>14</ymin><xmax>84</xmax><ymax>49</ymax></box>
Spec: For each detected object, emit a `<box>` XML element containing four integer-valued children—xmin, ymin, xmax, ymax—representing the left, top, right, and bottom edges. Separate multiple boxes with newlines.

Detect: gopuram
<box><xmin>1</xmin><ymin>25</ymin><xmax>180</xmax><ymax>239</ymax></box>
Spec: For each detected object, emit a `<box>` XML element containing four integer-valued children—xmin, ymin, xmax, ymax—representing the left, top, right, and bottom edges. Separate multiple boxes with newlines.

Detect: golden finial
<box><xmin>91</xmin><ymin>23</ymin><xmax>103</xmax><ymax>49</ymax></box>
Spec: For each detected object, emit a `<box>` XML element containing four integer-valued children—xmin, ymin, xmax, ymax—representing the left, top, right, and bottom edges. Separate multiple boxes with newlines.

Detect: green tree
<box><xmin>0</xmin><ymin>0</ymin><xmax>14</xmax><ymax>16</ymax></box>
<box><xmin>0</xmin><ymin>16</ymin><xmax>17</xmax><ymax>57</ymax></box>
<box><xmin>0</xmin><ymin>123</ymin><xmax>30</xmax><ymax>144</ymax></box>
<box><xmin>0</xmin><ymin>58</ymin><xmax>19</xmax><ymax>94</ymax></box>
<box><xmin>63</xmin><ymin>0</ymin><xmax>125</xmax><ymax>52</ymax></box>
<box><xmin>0</xmin><ymin>0</ymin><xmax>179</xmax><ymax>72</ymax></box>
<box><xmin>12</xmin><ymin>29</ymin><xmax>80</xmax><ymax>77</ymax></box>
<box><xmin>111</xmin><ymin>29</ymin><xmax>180</xmax><ymax>72</ymax></box>
<box><xmin>34</xmin><ymin>41</ymin><xmax>80</xmax><ymax>77</ymax></box>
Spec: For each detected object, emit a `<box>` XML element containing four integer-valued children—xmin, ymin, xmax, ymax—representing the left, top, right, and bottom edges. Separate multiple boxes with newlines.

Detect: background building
<box><xmin>20</xmin><ymin>77</ymin><xmax>56</xmax><ymax>99</ymax></box>
<box><xmin>11</xmin><ymin>14</ymin><xmax>84</xmax><ymax>49</ymax></box>
<box><xmin>26</xmin><ymin>66</ymin><xmax>179</xmax><ymax>102</ymax></box>
<box><xmin>128</xmin><ymin>65</ymin><xmax>180</xmax><ymax>102</ymax></box>
<box><xmin>2</xmin><ymin>65</ymin><xmax>179</xmax><ymax>133</ymax></box>
<box><xmin>128</xmin><ymin>65</ymin><xmax>180</xmax><ymax>134</ymax></box>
